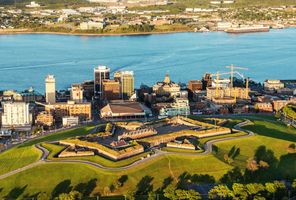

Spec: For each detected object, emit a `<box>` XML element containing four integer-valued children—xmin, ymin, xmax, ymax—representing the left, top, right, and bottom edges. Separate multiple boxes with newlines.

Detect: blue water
<box><xmin>0</xmin><ymin>28</ymin><xmax>296</xmax><ymax>93</ymax></box>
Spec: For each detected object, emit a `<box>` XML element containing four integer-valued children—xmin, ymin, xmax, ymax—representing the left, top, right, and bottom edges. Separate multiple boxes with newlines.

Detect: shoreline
<box><xmin>0</xmin><ymin>29</ymin><xmax>192</xmax><ymax>37</ymax></box>
<box><xmin>0</xmin><ymin>26</ymin><xmax>295</xmax><ymax>37</ymax></box>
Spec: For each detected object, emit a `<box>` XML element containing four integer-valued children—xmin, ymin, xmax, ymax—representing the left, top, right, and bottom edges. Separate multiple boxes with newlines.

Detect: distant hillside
<box><xmin>0</xmin><ymin>0</ymin><xmax>88</xmax><ymax>6</ymax></box>
<box><xmin>1</xmin><ymin>0</ymin><xmax>295</xmax><ymax>7</ymax></box>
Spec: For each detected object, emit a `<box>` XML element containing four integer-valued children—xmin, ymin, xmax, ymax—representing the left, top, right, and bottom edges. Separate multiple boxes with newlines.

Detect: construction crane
<box><xmin>226</xmin><ymin>64</ymin><xmax>248</xmax><ymax>88</ymax></box>
<box><xmin>210</xmin><ymin>69</ymin><xmax>250</xmax><ymax>100</ymax></box>
<box><xmin>210</xmin><ymin>71</ymin><xmax>231</xmax><ymax>98</ymax></box>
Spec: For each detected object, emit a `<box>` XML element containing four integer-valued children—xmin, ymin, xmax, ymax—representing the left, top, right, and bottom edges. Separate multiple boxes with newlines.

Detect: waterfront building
<box><xmin>35</xmin><ymin>111</ymin><xmax>54</xmax><ymax>128</ymax></box>
<box><xmin>45</xmin><ymin>100</ymin><xmax>91</xmax><ymax>122</ymax></box>
<box><xmin>45</xmin><ymin>75</ymin><xmax>56</xmax><ymax>104</ymax></box>
<box><xmin>71</xmin><ymin>84</ymin><xmax>84</xmax><ymax>103</ymax></box>
<box><xmin>264</xmin><ymin>80</ymin><xmax>285</xmax><ymax>92</ymax></box>
<box><xmin>26</xmin><ymin>1</ymin><xmax>40</xmax><ymax>8</ymax></box>
<box><xmin>94</xmin><ymin>66</ymin><xmax>110</xmax><ymax>96</ymax></box>
<box><xmin>80</xmin><ymin>21</ymin><xmax>104</xmax><ymax>30</ymax></box>
<box><xmin>153</xmin><ymin>73</ymin><xmax>181</xmax><ymax>97</ymax></box>
<box><xmin>158</xmin><ymin>98</ymin><xmax>190</xmax><ymax>117</ymax></box>
<box><xmin>1</xmin><ymin>102</ymin><xmax>32</xmax><ymax>128</ymax></box>
<box><xmin>102</xmin><ymin>80</ymin><xmax>121</xmax><ymax>100</ymax></box>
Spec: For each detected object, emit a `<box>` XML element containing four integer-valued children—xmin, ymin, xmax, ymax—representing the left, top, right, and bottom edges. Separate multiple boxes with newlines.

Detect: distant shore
<box><xmin>0</xmin><ymin>29</ymin><xmax>192</xmax><ymax>37</ymax></box>
<box><xmin>0</xmin><ymin>26</ymin><xmax>295</xmax><ymax>37</ymax></box>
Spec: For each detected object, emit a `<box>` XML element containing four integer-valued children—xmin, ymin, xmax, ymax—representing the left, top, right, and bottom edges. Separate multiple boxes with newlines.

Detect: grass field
<box><xmin>213</xmin><ymin>119</ymin><xmax>296</xmax><ymax>170</ymax></box>
<box><xmin>0</xmin><ymin>145</ymin><xmax>41</xmax><ymax>176</ymax></box>
<box><xmin>161</xmin><ymin>147</ymin><xmax>203</xmax><ymax>153</ymax></box>
<box><xmin>0</xmin><ymin>126</ymin><xmax>94</xmax><ymax>176</ymax></box>
<box><xmin>0</xmin><ymin>155</ymin><xmax>231</xmax><ymax>199</ymax></box>
<box><xmin>41</xmin><ymin>142</ymin><xmax>152</xmax><ymax>168</ymax></box>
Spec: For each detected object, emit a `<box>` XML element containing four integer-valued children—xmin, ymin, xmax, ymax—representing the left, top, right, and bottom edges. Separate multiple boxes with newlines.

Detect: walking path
<box><xmin>0</xmin><ymin>120</ymin><xmax>254</xmax><ymax>180</ymax></box>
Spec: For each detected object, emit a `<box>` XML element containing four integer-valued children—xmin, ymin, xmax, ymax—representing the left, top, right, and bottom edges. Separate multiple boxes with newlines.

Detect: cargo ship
<box><xmin>225</xmin><ymin>26</ymin><xmax>270</xmax><ymax>33</ymax></box>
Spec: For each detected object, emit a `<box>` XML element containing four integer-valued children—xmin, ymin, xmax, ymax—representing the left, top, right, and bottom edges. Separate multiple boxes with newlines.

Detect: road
<box><xmin>0</xmin><ymin>120</ymin><xmax>254</xmax><ymax>180</ymax></box>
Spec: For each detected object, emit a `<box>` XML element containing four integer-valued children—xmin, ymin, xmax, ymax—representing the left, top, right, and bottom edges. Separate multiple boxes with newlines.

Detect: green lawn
<box><xmin>21</xmin><ymin>125</ymin><xmax>95</xmax><ymax>147</ymax></box>
<box><xmin>0</xmin><ymin>145</ymin><xmax>42</xmax><ymax>176</ymax></box>
<box><xmin>161</xmin><ymin>147</ymin><xmax>203</xmax><ymax>153</ymax></box>
<box><xmin>198</xmin><ymin>131</ymin><xmax>247</xmax><ymax>146</ymax></box>
<box><xmin>41</xmin><ymin>142</ymin><xmax>152</xmax><ymax>168</ymax></box>
<box><xmin>0</xmin><ymin>125</ymin><xmax>95</xmax><ymax>176</ymax></box>
<box><xmin>0</xmin><ymin>155</ymin><xmax>231</xmax><ymax>199</ymax></box>
<box><xmin>213</xmin><ymin>119</ymin><xmax>296</xmax><ymax>170</ymax></box>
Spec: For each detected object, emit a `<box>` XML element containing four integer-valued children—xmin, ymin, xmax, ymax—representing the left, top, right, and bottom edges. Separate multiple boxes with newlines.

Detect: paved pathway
<box><xmin>0</xmin><ymin>121</ymin><xmax>255</xmax><ymax>180</ymax></box>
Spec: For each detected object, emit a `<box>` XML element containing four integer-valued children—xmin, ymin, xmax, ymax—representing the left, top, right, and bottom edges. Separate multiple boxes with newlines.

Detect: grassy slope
<box><xmin>0</xmin><ymin>126</ymin><xmax>94</xmax><ymax>176</ymax></box>
<box><xmin>213</xmin><ymin>119</ymin><xmax>296</xmax><ymax>169</ymax></box>
<box><xmin>0</xmin><ymin>155</ymin><xmax>230</xmax><ymax>198</ymax></box>
<box><xmin>0</xmin><ymin>145</ymin><xmax>42</xmax><ymax>176</ymax></box>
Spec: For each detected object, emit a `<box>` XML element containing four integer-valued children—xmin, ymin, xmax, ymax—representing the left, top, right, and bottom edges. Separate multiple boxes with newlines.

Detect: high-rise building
<box><xmin>81</xmin><ymin>80</ymin><xmax>94</xmax><ymax>101</ymax></box>
<box><xmin>121</xmin><ymin>71</ymin><xmax>134</xmax><ymax>100</ymax></box>
<box><xmin>114</xmin><ymin>71</ymin><xmax>122</xmax><ymax>82</ymax></box>
<box><xmin>94</xmin><ymin>66</ymin><xmax>110</xmax><ymax>96</ymax></box>
<box><xmin>202</xmin><ymin>73</ymin><xmax>212</xmax><ymax>90</ymax></box>
<box><xmin>102</xmin><ymin>80</ymin><xmax>121</xmax><ymax>100</ymax></box>
<box><xmin>45</xmin><ymin>75</ymin><xmax>56</xmax><ymax>104</ymax></box>
<box><xmin>1</xmin><ymin>102</ymin><xmax>31</xmax><ymax>127</ymax></box>
<box><xmin>188</xmin><ymin>80</ymin><xmax>203</xmax><ymax>92</ymax></box>
<box><xmin>71</xmin><ymin>84</ymin><xmax>84</xmax><ymax>103</ymax></box>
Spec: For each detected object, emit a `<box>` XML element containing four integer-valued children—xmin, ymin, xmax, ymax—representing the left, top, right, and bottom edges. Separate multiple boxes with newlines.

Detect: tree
<box><xmin>148</xmin><ymin>191</ymin><xmax>156</xmax><ymax>200</ymax></box>
<box><xmin>208</xmin><ymin>185</ymin><xmax>232</xmax><ymax>199</ymax></box>
<box><xmin>220</xmin><ymin>167</ymin><xmax>243</xmax><ymax>184</ymax></box>
<box><xmin>164</xmin><ymin>184</ymin><xmax>201</xmax><ymax>200</ymax></box>
<box><xmin>37</xmin><ymin>192</ymin><xmax>50</xmax><ymax>200</ymax></box>
<box><xmin>265</xmin><ymin>182</ymin><xmax>276</xmax><ymax>197</ymax></box>
<box><xmin>232</xmin><ymin>183</ymin><xmax>248</xmax><ymax>200</ymax></box>
<box><xmin>163</xmin><ymin>184</ymin><xmax>176</xmax><ymax>200</ymax></box>
<box><xmin>175</xmin><ymin>189</ymin><xmax>202</xmax><ymax>200</ymax></box>
<box><xmin>245</xmin><ymin>183</ymin><xmax>265</xmax><ymax>198</ymax></box>
<box><xmin>292</xmin><ymin>179</ymin><xmax>296</xmax><ymax>189</ymax></box>
<box><xmin>55</xmin><ymin>191</ymin><xmax>82</xmax><ymax>200</ymax></box>
<box><xmin>125</xmin><ymin>191</ymin><xmax>135</xmax><ymax>200</ymax></box>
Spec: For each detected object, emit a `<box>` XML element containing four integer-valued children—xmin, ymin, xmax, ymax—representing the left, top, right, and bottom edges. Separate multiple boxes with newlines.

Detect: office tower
<box><xmin>102</xmin><ymin>80</ymin><xmax>121</xmax><ymax>100</ymax></box>
<box><xmin>188</xmin><ymin>80</ymin><xmax>203</xmax><ymax>92</ymax></box>
<box><xmin>45</xmin><ymin>74</ymin><xmax>56</xmax><ymax>104</ymax></box>
<box><xmin>1</xmin><ymin>102</ymin><xmax>31</xmax><ymax>127</ymax></box>
<box><xmin>71</xmin><ymin>84</ymin><xmax>84</xmax><ymax>103</ymax></box>
<box><xmin>94</xmin><ymin>66</ymin><xmax>110</xmax><ymax>96</ymax></box>
<box><xmin>121</xmin><ymin>71</ymin><xmax>134</xmax><ymax>100</ymax></box>
<box><xmin>114</xmin><ymin>71</ymin><xmax>122</xmax><ymax>82</ymax></box>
